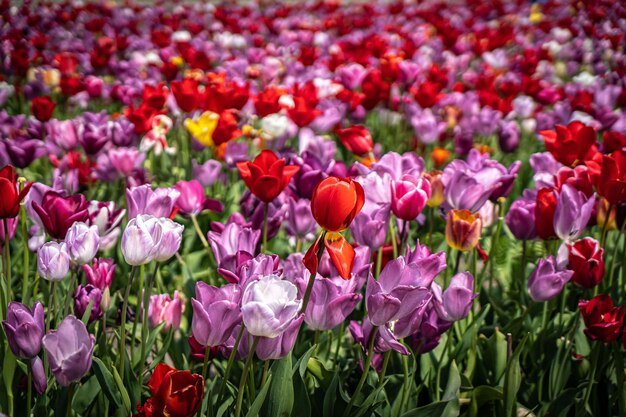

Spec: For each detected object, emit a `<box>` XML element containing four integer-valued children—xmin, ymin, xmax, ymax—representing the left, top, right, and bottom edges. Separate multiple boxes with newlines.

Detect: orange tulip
<box><xmin>445</xmin><ymin>209</ymin><xmax>482</xmax><ymax>252</ymax></box>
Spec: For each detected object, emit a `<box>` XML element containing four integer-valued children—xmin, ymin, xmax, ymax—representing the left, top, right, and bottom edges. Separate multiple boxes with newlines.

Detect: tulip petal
<box><xmin>324</xmin><ymin>233</ymin><xmax>355</xmax><ymax>280</ymax></box>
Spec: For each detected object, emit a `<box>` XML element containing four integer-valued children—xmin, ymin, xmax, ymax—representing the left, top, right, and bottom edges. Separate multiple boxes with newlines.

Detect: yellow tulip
<box><xmin>185</xmin><ymin>112</ymin><xmax>220</xmax><ymax>147</ymax></box>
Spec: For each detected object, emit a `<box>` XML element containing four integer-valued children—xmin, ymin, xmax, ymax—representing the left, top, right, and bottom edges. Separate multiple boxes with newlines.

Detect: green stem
<box><xmin>47</xmin><ymin>281</ymin><xmax>56</xmax><ymax>332</ymax></box>
<box><xmin>344</xmin><ymin>326</ymin><xmax>378</xmax><ymax>417</ymax></box>
<box><xmin>202</xmin><ymin>346</ymin><xmax>211</xmax><ymax>382</ymax></box>
<box><xmin>614</xmin><ymin>341</ymin><xmax>626</xmax><ymax>417</ymax></box>
<box><xmin>261</xmin><ymin>360</ymin><xmax>270</xmax><ymax>387</ymax></box>
<box><xmin>191</xmin><ymin>214</ymin><xmax>211</xmax><ymax>249</ymax></box>
<box><xmin>390</xmin><ymin>219</ymin><xmax>398</xmax><ymax>259</ymax></box>
<box><xmin>67</xmin><ymin>383</ymin><xmax>74</xmax><ymax>417</ymax></box>
<box><xmin>118</xmin><ymin>266</ymin><xmax>137</xmax><ymax>381</ymax></box>
<box><xmin>131</xmin><ymin>265</ymin><xmax>144</xmax><ymax>362</ymax></box>
<box><xmin>26</xmin><ymin>366</ymin><xmax>32</xmax><ymax>417</ymax></box>
<box><xmin>262</xmin><ymin>203</ymin><xmax>269</xmax><ymax>253</ymax></box>
<box><xmin>582</xmin><ymin>343</ymin><xmax>601</xmax><ymax>412</ymax></box>
<box><xmin>20</xmin><ymin>205</ymin><xmax>30</xmax><ymax>304</ymax></box>
<box><xmin>378</xmin><ymin>351</ymin><xmax>391</xmax><ymax>388</ymax></box>
<box><xmin>140</xmin><ymin>262</ymin><xmax>160</xmax><ymax>379</ymax></box>
<box><xmin>334</xmin><ymin>322</ymin><xmax>344</xmax><ymax>365</ymax></box>
<box><xmin>600</xmin><ymin>204</ymin><xmax>613</xmax><ymax>248</ymax></box>
<box><xmin>300</xmin><ymin>232</ymin><xmax>326</xmax><ymax>315</ymax></box>
<box><xmin>375</xmin><ymin>246</ymin><xmax>383</xmax><ymax>279</ymax></box>
<box><xmin>64</xmin><ymin>267</ymin><xmax>77</xmax><ymax>316</ymax></box>
<box><xmin>234</xmin><ymin>337</ymin><xmax>259</xmax><ymax>417</ymax></box>
<box><xmin>217</xmin><ymin>325</ymin><xmax>245</xmax><ymax>403</ymax></box>
<box><xmin>295</xmin><ymin>238</ymin><xmax>302</xmax><ymax>253</ymax></box>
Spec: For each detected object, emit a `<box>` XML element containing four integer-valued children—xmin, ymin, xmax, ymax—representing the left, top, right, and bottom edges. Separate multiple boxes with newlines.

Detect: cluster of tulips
<box><xmin>1</xmin><ymin>0</ymin><xmax>626</xmax><ymax>416</ymax></box>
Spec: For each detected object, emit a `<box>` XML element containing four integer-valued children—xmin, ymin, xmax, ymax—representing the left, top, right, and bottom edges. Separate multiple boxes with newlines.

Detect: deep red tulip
<box><xmin>336</xmin><ymin>125</ymin><xmax>374</xmax><ymax>156</ymax></box>
<box><xmin>579</xmin><ymin>294</ymin><xmax>624</xmax><ymax>343</ymax></box>
<box><xmin>253</xmin><ymin>86</ymin><xmax>284</xmax><ymax>117</ymax></box>
<box><xmin>568</xmin><ymin>237</ymin><xmax>604</xmax><ymax>289</ymax></box>
<box><xmin>212</xmin><ymin>110</ymin><xmax>241</xmax><ymax>146</ymax></box>
<box><xmin>597</xmin><ymin>150</ymin><xmax>626</xmax><ymax>206</ymax></box>
<box><xmin>0</xmin><ymin>165</ymin><xmax>32</xmax><ymax>219</ymax></box>
<box><xmin>134</xmin><ymin>363</ymin><xmax>204</xmax><ymax>417</ymax></box>
<box><xmin>603</xmin><ymin>131</ymin><xmax>626</xmax><ymax>153</ymax></box>
<box><xmin>540</xmin><ymin>121</ymin><xmax>597</xmax><ymax>167</ymax></box>
<box><xmin>171</xmin><ymin>78</ymin><xmax>200</xmax><ymax>113</ymax></box>
<box><xmin>32</xmin><ymin>191</ymin><xmax>89</xmax><ymax>240</ymax></box>
<box><xmin>535</xmin><ymin>187</ymin><xmax>558</xmax><ymax>240</ymax></box>
<box><xmin>236</xmin><ymin>150</ymin><xmax>299</xmax><ymax>203</ymax></box>
<box><xmin>31</xmin><ymin>96</ymin><xmax>56</xmax><ymax>122</ymax></box>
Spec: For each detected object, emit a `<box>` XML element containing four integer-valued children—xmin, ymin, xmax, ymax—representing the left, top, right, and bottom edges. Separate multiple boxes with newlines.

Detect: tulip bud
<box><xmin>30</xmin><ymin>356</ymin><xmax>47</xmax><ymax>395</ymax></box>
<box><xmin>505</xmin><ymin>195</ymin><xmax>537</xmax><ymax>240</ymax></box>
<box><xmin>2</xmin><ymin>302</ymin><xmax>45</xmax><ymax>359</ymax></box>
<box><xmin>527</xmin><ymin>256</ymin><xmax>573</xmax><ymax>302</ymax></box>
<box><xmin>152</xmin><ymin>218</ymin><xmax>184</xmax><ymax>263</ymax></box>
<box><xmin>336</xmin><ymin>125</ymin><xmax>373</xmax><ymax>156</ymax></box>
<box><xmin>191</xmin><ymin>282</ymin><xmax>242</xmax><ymax>347</ymax></box>
<box><xmin>74</xmin><ymin>285</ymin><xmax>103</xmax><ymax>324</ymax></box>
<box><xmin>424</xmin><ymin>170</ymin><xmax>444</xmax><ymax>208</ymax></box>
<box><xmin>83</xmin><ymin>258</ymin><xmax>115</xmax><ymax>290</ymax></box>
<box><xmin>37</xmin><ymin>241</ymin><xmax>71</xmax><ymax>281</ymax></box>
<box><xmin>445</xmin><ymin>209</ymin><xmax>482</xmax><ymax>252</ymax></box>
<box><xmin>149</xmin><ymin>291</ymin><xmax>184</xmax><ymax>331</ymax></box>
<box><xmin>438</xmin><ymin>272</ymin><xmax>477</xmax><ymax>321</ymax></box>
<box><xmin>567</xmin><ymin>237</ymin><xmax>605</xmax><ymax>289</ymax></box>
<box><xmin>65</xmin><ymin>222</ymin><xmax>100</xmax><ymax>265</ymax></box>
<box><xmin>236</xmin><ymin>150</ymin><xmax>300</xmax><ymax>203</ymax></box>
<box><xmin>391</xmin><ymin>175</ymin><xmax>431</xmax><ymax>220</ymax></box>
<box><xmin>310</xmin><ymin>176</ymin><xmax>364</xmax><ymax>232</ymax></box>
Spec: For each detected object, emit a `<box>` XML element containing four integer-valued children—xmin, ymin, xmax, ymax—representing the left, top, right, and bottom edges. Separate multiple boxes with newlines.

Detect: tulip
<box><xmin>527</xmin><ymin>256</ymin><xmax>573</xmax><ymax>302</ymax></box>
<box><xmin>424</xmin><ymin>170</ymin><xmax>444</xmax><ymax>208</ymax></box>
<box><xmin>304</xmin><ymin>276</ymin><xmax>362</xmax><ymax>331</ymax></box>
<box><xmin>336</xmin><ymin>125</ymin><xmax>373</xmax><ymax>156</ymax></box>
<box><xmin>505</xmin><ymin>193</ymin><xmax>537</xmax><ymax>240</ymax></box>
<box><xmin>579</xmin><ymin>294</ymin><xmax>624</xmax><ymax>343</ymax></box>
<box><xmin>241</xmin><ymin>275</ymin><xmax>301</xmax><ymax>338</ymax></box>
<box><xmin>349</xmin><ymin>316</ymin><xmax>410</xmax><ymax>355</ymax></box>
<box><xmin>173</xmin><ymin>179</ymin><xmax>223</xmax><ymax>216</ymax></box>
<box><xmin>149</xmin><ymin>291</ymin><xmax>184</xmax><ymax>331</ymax></box>
<box><xmin>540</xmin><ymin>121</ymin><xmax>597</xmax><ymax>166</ymax></box>
<box><xmin>391</xmin><ymin>175</ymin><xmax>431</xmax><ymax>221</ymax></box>
<box><xmin>108</xmin><ymin>147</ymin><xmax>144</xmax><ymax>177</ymax></box>
<box><xmin>445</xmin><ymin>209</ymin><xmax>482</xmax><ymax>252</ymax></box>
<box><xmin>83</xmin><ymin>258</ymin><xmax>115</xmax><ymax>289</ymax></box>
<box><xmin>436</xmin><ymin>272</ymin><xmax>477</xmax><ymax>321</ymax></box>
<box><xmin>171</xmin><ymin>78</ymin><xmax>200</xmax><ymax>113</ymax></box>
<box><xmin>30</xmin><ymin>356</ymin><xmax>47</xmax><ymax>395</ymax></box>
<box><xmin>2</xmin><ymin>301</ymin><xmax>45</xmax><ymax>359</ymax></box>
<box><xmin>121</xmin><ymin>214</ymin><xmax>163</xmax><ymax>266</ymax></box>
<box><xmin>284</xmin><ymin>197</ymin><xmax>317</xmax><ymax>240</ymax></box>
<box><xmin>236</xmin><ymin>150</ymin><xmax>300</xmax><ymax>203</ymax></box>
<box><xmin>74</xmin><ymin>285</ymin><xmax>103</xmax><ymax>324</ymax></box>
<box><xmin>407</xmin><ymin>305</ymin><xmax>452</xmax><ymax>354</ymax></box>
<box><xmin>350</xmin><ymin>207</ymin><xmax>389</xmax><ymax>252</ymax></box>
<box><xmin>152</xmin><ymin>218</ymin><xmax>183</xmax><ymax>262</ymax></box>
<box><xmin>192</xmin><ymin>159</ymin><xmax>222</xmax><ymax>187</ymax></box>
<box><xmin>256</xmin><ymin>315</ymin><xmax>305</xmax><ymax>360</ymax></box>
<box><xmin>31</xmin><ymin>96</ymin><xmax>56</xmax><ymax>122</ymax></box>
<box><xmin>185</xmin><ymin>111</ymin><xmax>219</xmax><ymax>148</ymax></box>
<box><xmin>64</xmin><ymin>221</ymin><xmax>100</xmax><ymax>265</ymax></box>
<box><xmin>553</xmin><ymin>184</ymin><xmax>595</xmax><ymax>242</ymax></box>
<box><xmin>595</xmin><ymin>150</ymin><xmax>626</xmax><ymax>206</ymax></box>
<box><xmin>42</xmin><ymin>316</ymin><xmax>95</xmax><ymax>386</ymax></box>
<box><xmin>365</xmin><ymin>257</ymin><xmax>433</xmax><ymax>327</ymax></box>
<box><xmin>534</xmin><ymin>187</ymin><xmax>558</xmax><ymax>240</ymax></box>
<box><xmin>32</xmin><ymin>191</ymin><xmax>90</xmax><ymax>240</ymax></box>
<box><xmin>208</xmin><ymin>220</ymin><xmax>261</xmax><ymax>282</ymax></box>
<box><xmin>136</xmin><ymin>363</ymin><xmax>204</xmax><ymax>417</ymax></box>
<box><xmin>87</xmin><ymin>201</ymin><xmax>125</xmax><ymax>251</ymax></box>
<box><xmin>191</xmin><ymin>282</ymin><xmax>242</xmax><ymax>347</ymax></box>
<box><xmin>443</xmin><ymin>171</ymin><xmax>493</xmax><ymax>213</ymax></box>
<box><xmin>37</xmin><ymin>241</ymin><xmax>71</xmax><ymax>281</ymax></box>
<box><xmin>568</xmin><ymin>237</ymin><xmax>605</xmax><ymax>289</ymax></box>
<box><xmin>0</xmin><ymin>165</ymin><xmax>32</xmax><ymax>219</ymax></box>
<box><xmin>126</xmin><ymin>185</ymin><xmax>180</xmax><ymax>220</ymax></box>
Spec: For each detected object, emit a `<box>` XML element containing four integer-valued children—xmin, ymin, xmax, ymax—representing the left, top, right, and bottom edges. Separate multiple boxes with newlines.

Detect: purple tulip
<box><xmin>126</xmin><ymin>184</ymin><xmax>180</xmax><ymax>220</ymax></box>
<box><xmin>121</xmin><ymin>214</ymin><xmax>163</xmax><ymax>266</ymax></box>
<box><xmin>30</xmin><ymin>356</ymin><xmax>47</xmax><ymax>395</ymax></box>
<box><xmin>64</xmin><ymin>222</ymin><xmax>100</xmax><ymax>265</ymax></box>
<box><xmin>505</xmin><ymin>191</ymin><xmax>537</xmax><ymax>240</ymax></box>
<box><xmin>338</xmin><ymin>63</ymin><xmax>367</xmax><ymax>89</ymax></box>
<box><xmin>530</xmin><ymin>152</ymin><xmax>563</xmax><ymax>189</ymax></box>
<box><xmin>435</xmin><ymin>272</ymin><xmax>477</xmax><ymax>321</ymax></box>
<box><xmin>42</xmin><ymin>316</ymin><xmax>95</xmax><ymax>386</ymax></box>
<box><xmin>350</xmin><ymin>207</ymin><xmax>389</xmax><ymax>252</ymax></box>
<box><xmin>108</xmin><ymin>147</ymin><xmax>145</xmax><ymax>178</ymax></box>
<box><xmin>2</xmin><ymin>302</ymin><xmax>45</xmax><ymax>359</ymax></box>
<box><xmin>528</xmin><ymin>256</ymin><xmax>573</xmax><ymax>302</ymax></box>
<box><xmin>443</xmin><ymin>171</ymin><xmax>493</xmax><ymax>212</ymax></box>
<box><xmin>407</xmin><ymin>305</ymin><xmax>453</xmax><ymax>354</ymax></box>
<box><xmin>391</xmin><ymin>175</ymin><xmax>431</xmax><ymax>221</ymax></box>
<box><xmin>239</xmin><ymin>192</ymin><xmax>287</xmax><ymax>241</ymax></box>
<box><xmin>368</xmin><ymin>151</ymin><xmax>424</xmax><ymax>181</ymax></box>
<box><xmin>32</xmin><ymin>191</ymin><xmax>90</xmax><ymax>240</ymax></box>
<box><xmin>37</xmin><ymin>241</ymin><xmax>71</xmax><ymax>281</ymax></box>
<box><xmin>77</xmin><ymin>115</ymin><xmax>109</xmax><ymax>155</ymax></box>
<box><xmin>47</xmin><ymin>119</ymin><xmax>78</xmax><ymax>152</ymax></box>
<box><xmin>87</xmin><ymin>201</ymin><xmax>125</xmax><ymax>251</ymax></box>
<box><xmin>241</xmin><ymin>275</ymin><xmax>301</xmax><ymax>338</ymax></box>
<box><xmin>208</xmin><ymin>220</ymin><xmax>260</xmax><ymax>275</ymax></box>
<box><xmin>498</xmin><ymin>120</ymin><xmax>520</xmax><ymax>153</ymax></box>
<box><xmin>191</xmin><ymin>282</ymin><xmax>242</xmax><ymax>347</ymax></box>
<box><xmin>284</xmin><ymin>197</ymin><xmax>316</xmax><ymax>239</ymax></box>
<box><xmin>74</xmin><ymin>285</ymin><xmax>103</xmax><ymax>324</ymax></box>
<box><xmin>152</xmin><ymin>218</ymin><xmax>184</xmax><ymax>263</ymax></box>
<box><xmin>304</xmin><ymin>276</ymin><xmax>362</xmax><ymax>331</ymax></box>
<box><xmin>366</xmin><ymin>257</ymin><xmax>433</xmax><ymax>326</ymax></box>
<box><xmin>149</xmin><ymin>291</ymin><xmax>184</xmax><ymax>331</ymax></box>
<box><xmin>349</xmin><ymin>316</ymin><xmax>410</xmax><ymax>355</ymax></box>
<box><xmin>107</xmin><ymin>117</ymin><xmax>137</xmax><ymax>147</ymax></box>
<box><xmin>256</xmin><ymin>315</ymin><xmax>304</xmax><ymax>360</ymax></box>
<box><xmin>83</xmin><ymin>258</ymin><xmax>115</xmax><ymax>290</ymax></box>
<box><xmin>1</xmin><ymin>135</ymin><xmax>46</xmax><ymax>168</ymax></box>
<box><xmin>173</xmin><ymin>179</ymin><xmax>223</xmax><ymax>216</ymax></box>
<box><xmin>192</xmin><ymin>159</ymin><xmax>222</xmax><ymax>187</ymax></box>
<box><xmin>553</xmin><ymin>184</ymin><xmax>596</xmax><ymax>242</ymax></box>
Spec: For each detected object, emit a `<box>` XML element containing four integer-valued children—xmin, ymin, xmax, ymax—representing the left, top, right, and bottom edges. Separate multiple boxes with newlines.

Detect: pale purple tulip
<box><xmin>435</xmin><ymin>272</ymin><xmax>477</xmax><ymax>321</ymax></box>
<box><xmin>31</xmin><ymin>356</ymin><xmax>47</xmax><ymax>395</ymax></box>
<box><xmin>87</xmin><ymin>201</ymin><xmax>125</xmax><ymax>251</ymax></box>
<box><xmin>37</xmin><ymin>241</ymin><xmax>70</xmax><ymax>281</ymax></box>
<box><xmin>192</xmin><ymin>159</ymin><xmax>222</xmax><ymax>187</ymax></box>
<box><xmin>256</xmin><ymin>315</ymin><xmax>304</xmax><ymax>360</ymax></box>
<box><xmin>126</xmin><ymin>184</ymin><xmax>180</xmax><ymax>220</ymax></box>
<box><xmin>528</xmin><ymin>256</ymin><xmax>573</xmax><ymax>302</ymax></box>
<box><xmin>350</xmin><ymin>207</ymin><xmax>389</xmax><ymax>251</ymax></box>
<box><xmin>284</xmin><ymin>197</ymin><xmax>316</xmax><ymax>239</ymax></box>
<box><xmin>553</xmin><ymin>184</ymin><xmax>596</xmax><ymax>242</ymax></box>
<box><xmin>120</xmin><ymin>214</ymin><xmax>163</xmax><ymax>266</ymax></box>
<box><xmin>64</xmin><ymin>222</ymin><xmax>100</xmax><ymax>265</ymax></box>
<box><xmin>191</xmin><ymin>282</ymin><xmax>242</xmax><ymax>347</ymax></box>
<box><xmin>2</xmin><ymin>302</ymin><xmax>45</xmax><ymax>359</ymax></box>
<box><xmin>152</xmin><ymin>218</ymin><xmax>183</xmax><ymax>262</ymax></box>
<box><xmin>304</xmin><ymin>276</ymin><xmax>362</xmax><ymax>331</ymax></box>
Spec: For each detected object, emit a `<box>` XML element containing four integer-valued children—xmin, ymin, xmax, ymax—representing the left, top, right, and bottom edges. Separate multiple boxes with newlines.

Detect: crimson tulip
<box><xmin>534</xmin><ymin>187</ymin><xmax>558</xmax><ymax>240</ymax></box>
<box><xmin>171</xmin><ymin>78</ymin><xmax>200</xmax><ymax>113</ymax></box>
<box><xmin>31</xmin><ymin>96</ymin><xmax>56</xmax><ymax>122</ymax></box>
<box><xmin>579</xmin><ymin>294</ymin><xmax>624</xmax><ymax>343</ymax></box>
<box><xmin>336</xmin><ymin>125</ymin><xmax>374</xmax><ymax>157</ymax></box>
<box><xmin>539</xmin><ymin>121</ymin><xmax>597</xmax><ymax>167</ymax></box>
<box><xmin>32</xmin><ymin>191</ymin><xmax>90</xmax><ymax>240</ymax></box>
<box><xmin>0</xmin><ymin>165</ymin><xmax>32</xmax><ymax>219</ymax></box>
<box><xmin>597</xmin><ymin>150</ymin><xmax>626</xmax><ymax>206</ymax></box>
<box><xmin>236</xmin><ymin>150</ymin><xmax>299</xmax><ymax>203</ymax></box>
<box><xmin>567</xmin><ymin>237</ymin><xmax>604</xmax><ymax>289</ymax></box>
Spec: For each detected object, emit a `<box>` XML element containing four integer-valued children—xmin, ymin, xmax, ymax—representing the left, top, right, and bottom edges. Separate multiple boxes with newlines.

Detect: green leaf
<box><xmin>468</xmin><ymin>386</ymin><xmax>503</xmax><ymax>417</ymax></box>
<box><xmin>323</xmin><ymin>372</ymin><xmax>340</xmax><ymax>417</ymax></box>
<box><xmin>294</xmin><ymin>345</ymin><xmax>316</xmax><ymax>379</ymax></box>
<box><xmin>244</xmin><ymin>374</ymin><xmax>273</xmax><ymax>417</ymax></box>
<box><xmin>503</xmin><ymin>334</ymin><xmax>529</xmax><ymax>417</ymax></box>
<box><xmin>81</xmin><ymin>299</ymin><xmax>94</xmax><ymax>326</ymax></box>
<box><xmin>112</xmin><ymin>365</ymin><xmax>132</xmax><ymax>413</ymax></box>
<box><xmin>72</xmin><ymin>375</ymin><xmax>100</xmax><ymax>414</ymax></box>
<box><xmin>266</xmin><ymin>354</ymin><xmax>294</xmax><ymax>417</ymax></box>
<box><xmin>132</xmin><ymin>322</ymin><xmax>166</xmax><ymax>368</ymax></box>
<box><xmin>92</xmin><ymin>357</ymin><xmax>123</xmax><ymax>410</ymax></box>
<box><xmin>2</xmin><ymin>349</ymin><xmax>16</xmax><ymax>412</ymax></box>
<box><xmin>403</xmin><ymin>361</ymin><xmax>460</xmax><ymax>417</ymax></box>
<box><xmin>293</xmin><ymin>371</ymin><xmax>311</xmax><ymax>417</ymax></box>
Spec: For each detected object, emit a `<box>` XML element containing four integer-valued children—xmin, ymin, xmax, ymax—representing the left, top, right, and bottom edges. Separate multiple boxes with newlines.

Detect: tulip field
<box><xmin>1</xmin><ymin>0</ymin><xmax>626</xmax><ymax>416</ymax></box>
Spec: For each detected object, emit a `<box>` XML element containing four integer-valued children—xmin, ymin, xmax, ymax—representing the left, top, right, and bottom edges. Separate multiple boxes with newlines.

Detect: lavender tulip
<box><xmin>37</xmin><ymin>241</ymin><xmax>71</xmax><ymax>281</ymax></box>
<box><xmin>284</xmin><ymin>197</ymin><xmax>316</xmax><ymax>239</ymax></box>
<box><xmin>407</xmin><ymin>305</ymin><xmax>453</xmax><ymax>354</ymax></box>
<box><xmin>126</xmin><ymin>184</ymin><xmax>180</xmax><ymax>220</ymax></box>
<box><xmin>2</xmin><ymin>302</ymin><xmax>45</xmax><ymax>359</ymax></box>
<box><xmin>208</xmin><ymin>220</ymin><xmax>260</xmax><ymax>273</ymax></box>
<box><xmin>505</xmin><ymin>191</ymin><xmax>537</xmax><ymax>240</ymax></box>
<box><xmin>149</xmin><ymin>291</ymin><xmax>184</xmax><ymax>331</ymax></box>
<box><xmin>443</xmin><ymin>171</ymin><xmax>493</xmax><ymax>212</ymax></box>
<box><xmin>83</xmin><ymin>258</ymin><xmax>115</xmax><ymax>290</ymax></box>
<box><xmin>42</xmin><ymin>316</ymin><xmax>95</xmax><ymax>386</ymax></box>
<box><xmin>350</xmin><ymin>207</ymin><xmax>389</xmax><ymax>252</ymax></box>
<box><xmin>528</xmin><ymin>256</ymin><xmax>573</xmax><ymax>302</ymax></box>
<box><xmin>30</xmin><ymin>356</ymin><xmax>47</xmax><ymax>395</ymax></box>
<box><xmin>349</xmin><ymin>316</ymin><xmax>410</xmax><ymax>355</ymax></box>
<box><xmin>256</xmin><ymin>315</ymin><xmax>304</xmax><ymax>360</ymax></box>
<box><xmin>241</xmin><ymin>275</ymin><xmax>301</xmax><ymax>338</ymax></box>
<box><xmin>74</xmin><ymin>285</ymin><xmax>103</xmax><ymax>324</ymax></box>
<box><xmin>64</xmin><ymin>222</ymin><xmax>100</xmax><ymax>265</ymax></box>
<box><xmin>435</xmin><ymin>272</ymin><xmax>477</xmax><ymax>321</ymax></box>
<box><xmin>192</xmin><ymin>159</ymin><xmax>222</xmax><ymax>187</ymax></box>
<box><xmin>191</xmin><ymin>282</ymin><xmax>242</xmax><ymax>347</ymax></box>
<box><xmin>121</xmin><ymin>214</ymin><xmax>163</xmax><ymax>266</ymax></box>
<box><xmin>304</xmin><ymin>276</ymin><xmax>362</xmax><ymax>331</ymax></box>
<box><xmin>152</xmin><ymin>218</ymin><xmax>183</xmax><ymax>262</ymax></box>
<box><xmin>553</xmin><ymin>184</ymin><xmax>596</xmax><ymax>242</ymax></box>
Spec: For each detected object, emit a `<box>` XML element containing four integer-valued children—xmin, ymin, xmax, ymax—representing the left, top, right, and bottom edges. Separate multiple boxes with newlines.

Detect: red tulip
<box><xmin>236</xmin><ymin>150</ymin><xmax>299</xmax><ymax>203</ymax></box>
<box><xmin>32</xmin><ymin>191</ymin><xmax>90</xmax><ymax>240</ymax></box>
<box><xmin>603</xmin><ymin>131</ymin><xmax>626</xmax><ymax>153</ymax></box>
<box><xmin>134</xmin><ymin>363</ymin><xmax>204</xmax><ymax>417</ymax></box>
<box><xmin>534</xmin><ymin>187</ymin><xmax>558</xmax><ymax>240</ymax></box>
<box><xmin>539</xmin><ymin>121</ymin><xmax>597</xmax><ymax>167</ymax></box>
<box><xmin>0</xmin><ymin>165</ymin><xmax>32</xmax><ymax>219</ymax></box>
<box><xmin>31</xmin><ymin>96</ymin><xmax>56</xmax><ymax>122</ymax></box>
<box><xmin>579</xmin><ymin>294</ymin><xmax>624</xmax><ymax>343</ymax></box>
<box><xmin>287</xmin><ymin>96</ymin><xmax>321</xmax><ymax>128</ymax></box>
<box><xmin>171</xmin><ymin>78</ymin><xmax>200</xmax><ymax>113</ymax></box>
<box><xmin>253</xmin><ymin>86</ymin><xmax>284</xmax><ymax>117</ymax></box>
<box><xmin>212</xmin><ymin>110</ymin><xmax>241</xmax><ymax>146</ymax></box>
<box><xmin>567</xmin><ymin>237</ymin><xmax>604</xmax><ymax>289</ymax></box>
<box><xmin>336</xmin><ymin>125</ymin><xmax>373</xmax><ymax>156</ymax></box>
<box><xmin>597</xmin><ymin>150</ymin><xmax>626</xmax><ymax>206</ymax></box>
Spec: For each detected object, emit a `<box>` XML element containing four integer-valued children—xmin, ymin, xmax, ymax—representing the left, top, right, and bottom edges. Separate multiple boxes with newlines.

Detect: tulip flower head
<box><xmin>185</xmin><ymin>111</ymin><xmax>219</xmax><ymax>148</ymax></box>
<box><xmin>236</xmin><ymin>150</ymin><xmax>300</xmax><ymax>203</ymax></box>
<box><xmin>579</xmin><ymin>294</ymin><xmax>624</xmax><ymax>343</ymax></box>
<box><xmin>445</xmin><ymin>209</ymin><xmax>482</xmax><ymax>252</ymax></box>
<box><xmin>0</xmin><ymin>165</ymin><xmax>32</xmax><ymax>219</ymax></box>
